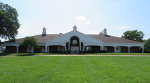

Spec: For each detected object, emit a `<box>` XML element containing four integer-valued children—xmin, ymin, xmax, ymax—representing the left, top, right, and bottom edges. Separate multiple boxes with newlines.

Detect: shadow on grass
<box><xmin>0</xmin><ymin>53</ymin><xmax>12</xmax><ymax>56</ymax></box>
<box><xmin>17</xmin><ymin>53</ymin><xmax>36</xmax><ymax>56</ymax></box>
<box><xmin>0</xmin><ymin>53</ymin><xmax>36</xmax><ymax>56</ymax></box>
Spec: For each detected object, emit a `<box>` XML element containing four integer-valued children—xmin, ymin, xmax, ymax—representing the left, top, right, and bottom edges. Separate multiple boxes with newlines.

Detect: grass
<box><xmin>0</xmin><ymin>56</ymin><xmax>150</xmax><ymax>83</ymax></box>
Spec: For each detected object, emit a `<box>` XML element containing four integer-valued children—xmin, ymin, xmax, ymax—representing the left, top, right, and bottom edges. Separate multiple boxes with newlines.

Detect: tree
<box><xmin>122</xmin><ymin>30</ymin><xmax>144</xmax><ymax>42</ymax></box>
<box><xmin>0</xmin><ymin>3</ymin><xmax>20</xmax><ymax>40</ymax></box>
<box><xmin>20</xmin><ymin>37</ymin><xmax>37</xmax><ymax>53</ymax></box>
<box><xmin>144</xmin><ymin>38</ymin><xmax>150</xmax><ymax>52</ymax></box>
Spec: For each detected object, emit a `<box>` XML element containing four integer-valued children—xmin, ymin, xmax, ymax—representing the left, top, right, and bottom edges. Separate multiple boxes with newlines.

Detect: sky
<box><xmin>0</xmin><ymin>0</ymin><xmax>150</xmax><ymax>39</ymax></box>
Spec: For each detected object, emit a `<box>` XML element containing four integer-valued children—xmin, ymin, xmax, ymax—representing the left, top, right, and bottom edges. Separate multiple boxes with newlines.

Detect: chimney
<box><xmin>59</xmin><ymin>33</ymin><xmax>63</xmax><ymax>35</ymax></box>
<box><xmin>104</xmin><ymin>28</ymin><xmax>107</xmax><ymax>35</ymax></box>
<box><xmin>73</xmin><ymin>25</ymin><xmax>77</xmax><ymax>32</ymax></box>
<box><xmin>100</xmin><ymin>28</ymin><xmax>107</xmax><ymax>35</ymax></box>
<box><xmin>42</xmin><ymin>27</ymin><xmax>46</xmax><ymax>36</ymax></box>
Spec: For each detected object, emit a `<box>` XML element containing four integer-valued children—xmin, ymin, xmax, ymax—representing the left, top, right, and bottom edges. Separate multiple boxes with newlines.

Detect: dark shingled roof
<box><xmin>14</xmin><ymin>34</ymin><xmax>143</xmax><ymax>44</ymax></box>
<box><xmin>88</xmin><ymin>34</ymin><xmax>143</xmax><ymax>44</ymax></box>
<box><xmin>15</xmin><ymin>34</ymin><xmax>59</xmax><ymax>44</ymax></box>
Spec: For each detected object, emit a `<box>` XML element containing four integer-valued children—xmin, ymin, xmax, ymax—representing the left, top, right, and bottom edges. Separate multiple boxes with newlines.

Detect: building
<box><xmin>4</xmin><ymin>26</ymin><xmax>144</xmax><ymax>53</ymax></box>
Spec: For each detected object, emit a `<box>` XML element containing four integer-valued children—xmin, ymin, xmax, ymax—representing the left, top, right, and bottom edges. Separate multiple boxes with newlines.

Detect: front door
<box><xmin>71</xmin><ymin>46</ymin><xmax>79</xmax><ymax>54</ymax></box>
<box><xmin>70</xmin><ymin>36</ymin><xmax>80</xmax><ymax>54</ymax></box>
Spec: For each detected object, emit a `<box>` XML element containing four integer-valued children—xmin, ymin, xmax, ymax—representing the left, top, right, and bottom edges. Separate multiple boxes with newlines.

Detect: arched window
<box><xmin>70</xmin><ymin>36</ymin><xmax>79</xmax><ymax>46</ymax></box>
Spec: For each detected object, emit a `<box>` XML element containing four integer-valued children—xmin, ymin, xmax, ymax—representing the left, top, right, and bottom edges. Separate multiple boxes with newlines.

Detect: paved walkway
<box><xmin>35</xmin><ymin>55</ymin><xmax>149</xmax><ymax>56</ymax></box>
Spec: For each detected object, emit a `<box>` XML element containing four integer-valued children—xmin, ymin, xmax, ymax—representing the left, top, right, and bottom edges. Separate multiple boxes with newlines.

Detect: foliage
<box><xmin>0</xmin><ymin>3</ymin><xmax>20</xmax><ymax>40</ymax></box>
<box><xmin>122</xmin><ymin>30</ymin><xmax>144</xmax><ymax>42</ymax></box>
<box><xmin>144</xmin><ymin>38</ymin><xmax>150</xmax><ymax>52</ymax></box>
<box><xmin>20</xmin><ymin>37</ymin><xmax>37</xmax><ymax>48</ymax></box>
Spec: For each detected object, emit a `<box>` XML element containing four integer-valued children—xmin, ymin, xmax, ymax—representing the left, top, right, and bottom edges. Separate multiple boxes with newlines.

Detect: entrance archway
<box><xmin>70</xmin><ymin>36</ymin><xmax>80</xmax><ymax>54</ymax></box>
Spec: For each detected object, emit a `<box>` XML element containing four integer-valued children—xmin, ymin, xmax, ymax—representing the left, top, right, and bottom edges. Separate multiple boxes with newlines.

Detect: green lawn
<box><xmin>0</xmin><ymin>56</ymin><xmax>150</xmax><ymax>83</ymax></box>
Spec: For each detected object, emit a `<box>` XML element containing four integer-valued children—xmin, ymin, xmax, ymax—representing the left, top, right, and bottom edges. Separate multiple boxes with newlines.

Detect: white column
<box><xmin>128</xmin><ymin>46</ymin><xmax>130</xmax><ymax>53</ymax></box>
<box><xmin>114</xmin><ymin>46</ymin><xmax>117</xmax><ymax>53</ymax></box>
<box><xmin>48</xmin><ymin>46</ymin><xmax>49</xmax><ymax>53</ymax></box>
<box><xmin>118</xmin><ymin>46</ymin><xmax>121</xmax><ymax>53</ymax></box>
<box><xmin>45</xmin><ymin>46</ymin><xmax>48</xmax><ymax>53</ymax></box>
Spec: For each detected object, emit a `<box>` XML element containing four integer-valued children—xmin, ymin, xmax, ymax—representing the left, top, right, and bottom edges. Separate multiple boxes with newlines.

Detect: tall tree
<box><xmin>122</xmin><ymin>30</ymin><xmax>144</xmax><ymax>42</ymax></box>
<box><xmin>20</xmin><ymin>37</ymin><xmax>37</xmax><ymax>53</ymax></box>
<box><xmin>144</xmin><ymin>38</ymin><xmax>150</xmax><ymax>52</ymax></box>
<box><xmin>0</xmin><ymin>3</ymin><xmax>20</xmax><ymax>40</ymax></box>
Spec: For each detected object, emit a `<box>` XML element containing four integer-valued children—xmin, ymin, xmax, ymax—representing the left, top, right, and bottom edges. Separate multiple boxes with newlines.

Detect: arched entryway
<box><xmin>70</xmin><ymin>36</ymin><xmax>80</xmax><ymax>54</ymax></box>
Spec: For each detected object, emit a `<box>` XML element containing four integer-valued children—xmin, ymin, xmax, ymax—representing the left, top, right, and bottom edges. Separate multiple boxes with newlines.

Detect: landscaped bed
<box><xmin>0</xmin><ymin>53</ymin><xmax>150</xmax><ymax>56</ymax></box>
<box><xmin>0</xmin><ymin>55</ymin><xmax>150</xmax><ymax>83</ymax></box>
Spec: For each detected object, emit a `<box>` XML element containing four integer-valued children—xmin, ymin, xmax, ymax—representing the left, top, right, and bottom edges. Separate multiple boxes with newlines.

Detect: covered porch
<box><xmin>84</xmin><ymin>45</ymin><xmax>101</xmax><ymax>53</ymax></box>
<box><xmin>103</xmin><ymin>46</ymin><xmax>144</xmax><ymax>53</ymax></box>
<box><xmin>5</xmin><ymin>45</ymin><xmax>144</xmax><ymax>53</ymax></box>
<box><xmin>48</xmin><ymin>45</ymin><xmax>65</xmax><ymax>53</ymax></box>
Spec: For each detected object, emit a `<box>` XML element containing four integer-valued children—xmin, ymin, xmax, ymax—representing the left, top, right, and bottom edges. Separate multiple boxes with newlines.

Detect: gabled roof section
<box><xmin>46</xmin><ymin>30</ymin><xmax>102</xmax><ymax>46</ymax></box>
<box><xmin>15</xmin><ymin>34</ymin><xmax>59</xmax><ymax>44</ymax></box>
<box><xmin>88</xmin><ymin>34</ymin><xmax>143</xmax><ymax>44</ymax></box>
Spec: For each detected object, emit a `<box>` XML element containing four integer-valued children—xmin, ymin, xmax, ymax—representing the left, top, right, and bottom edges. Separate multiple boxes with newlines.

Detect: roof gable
<box><xmin>46</xmin><ymin>31</ymin><xmax>101</xmax><ymax>46</ymax></box>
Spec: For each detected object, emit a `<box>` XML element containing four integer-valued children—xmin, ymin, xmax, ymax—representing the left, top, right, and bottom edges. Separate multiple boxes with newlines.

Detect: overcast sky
<box><xmin>1</xmin><ymin>0</ymin><xmax>150</xmax><ymax>39</ymax></box>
